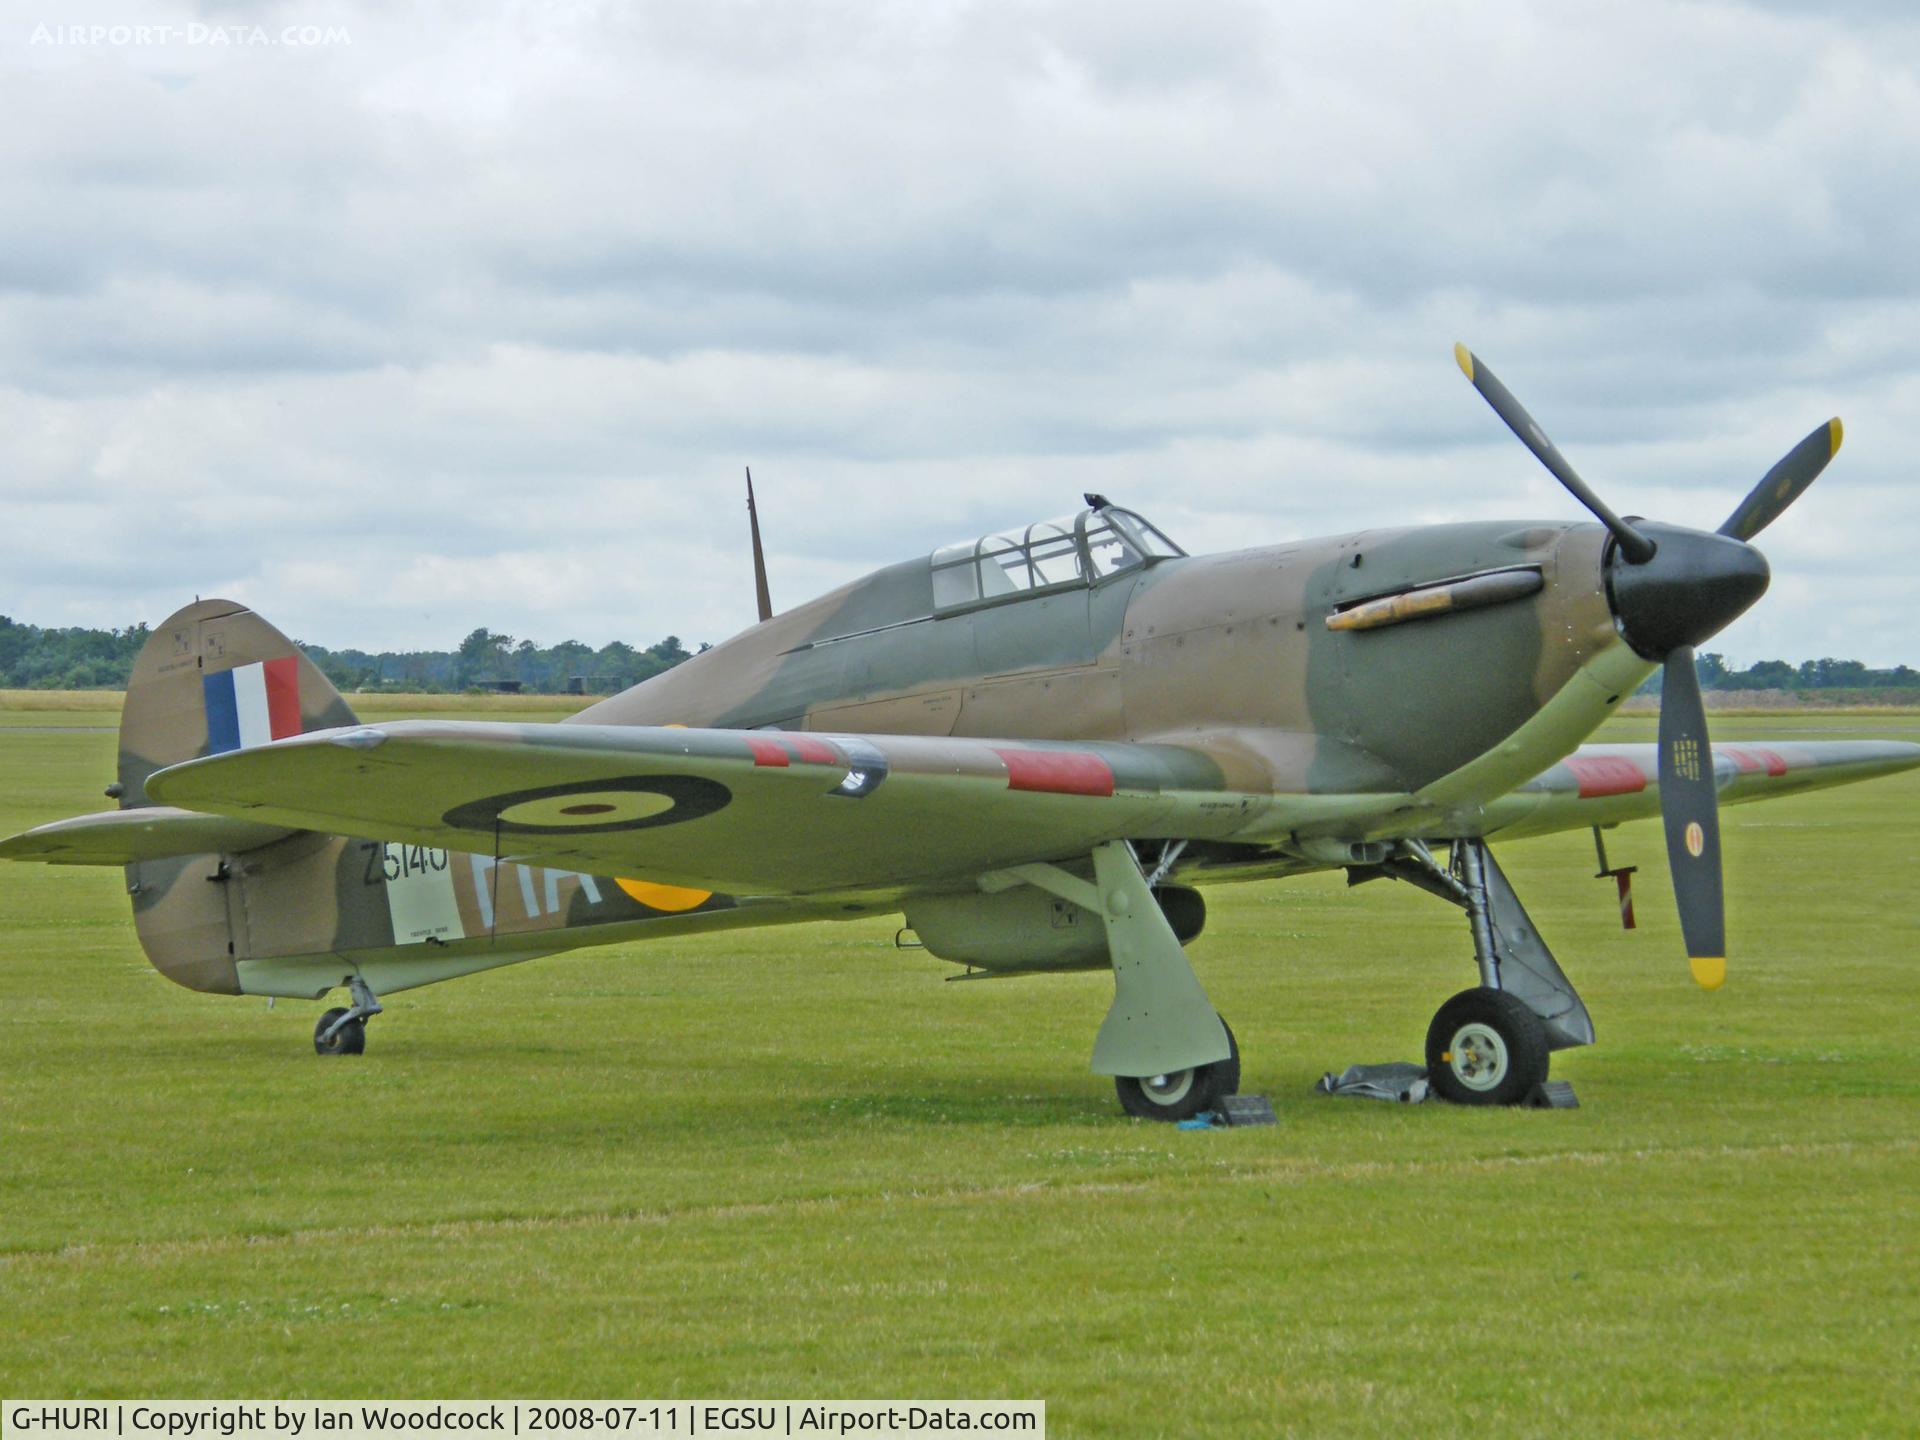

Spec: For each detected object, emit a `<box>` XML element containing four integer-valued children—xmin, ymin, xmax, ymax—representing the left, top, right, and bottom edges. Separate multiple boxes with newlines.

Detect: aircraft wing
<box><xmin>142</xmin><ymin>721</ymin><xmax>1289</xmax><ymax>896</ymax></box>
<box><xmin>1488</xmin><ymin>738</ymin><xmax>1920</xmax><ymax>839</ymax></box>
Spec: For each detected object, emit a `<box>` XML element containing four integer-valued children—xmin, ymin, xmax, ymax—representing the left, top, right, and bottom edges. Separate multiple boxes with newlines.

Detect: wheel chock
<box><xmin>1216</xmin><ymin>1094</ymin><xmax>1277</xmax><ymax>1127</ymax></box>
<box><xmin>1526</xmin><ymin>1079</ymin><xmax>1579</xmax><ymax>1109</ymax></box>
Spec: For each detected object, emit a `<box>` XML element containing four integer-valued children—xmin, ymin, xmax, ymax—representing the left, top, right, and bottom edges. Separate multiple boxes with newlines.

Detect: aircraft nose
<box><xmin>1607</xmin><ymin>522</ymin><xmax>1771</xmax><ymax>659</ymax></box>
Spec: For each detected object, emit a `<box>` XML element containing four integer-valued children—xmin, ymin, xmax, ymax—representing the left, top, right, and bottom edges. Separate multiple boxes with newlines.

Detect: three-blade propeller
<box><xmin>1454</xmin><ymin>344</ymin><xmax>1843</xmax><ymax>988</ymax></box>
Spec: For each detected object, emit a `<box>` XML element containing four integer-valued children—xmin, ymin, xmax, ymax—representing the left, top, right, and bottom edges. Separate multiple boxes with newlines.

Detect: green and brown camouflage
<box><xmin>6</xmin><ymin>353</ymin><xmax>1917</xmax><ymax>1113</ymax></box>
<box><xmin>577</xmin><ymin>513</ymin><xmax>1622</xmax><ymax>805</ymax></box>
<box><xmin>42</xmin><ymin>600</ymin><xmax>811</xmax><ymax>1001</ymax></box>
<box><xmin>9</xmin><ymin>505</ymin><xmax>1907</xmax><ymax>998</ymax></box>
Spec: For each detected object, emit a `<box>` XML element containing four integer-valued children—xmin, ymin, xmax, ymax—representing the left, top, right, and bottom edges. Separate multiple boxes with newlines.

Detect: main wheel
<box><xmin>313</xmin><ymin>1006</ymin><xmax>367</xmax><ymax>1056</ymax></box>
<box><xmin>1115</xmin><ymin>1017</ymin><xmax>1240</xmax><ymax>1122</ymax></box>
<box><xmin>1425</xmin><ymin>987</ymin><xmax>1547</xmax><ymax>1106</ymax></box>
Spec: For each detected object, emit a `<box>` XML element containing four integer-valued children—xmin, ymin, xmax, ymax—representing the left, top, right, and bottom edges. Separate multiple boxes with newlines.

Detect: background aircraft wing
<box><xmin>143</xmin><ymin>720</ymin><xmax>1290</xmax><ymax>896</ymax></box>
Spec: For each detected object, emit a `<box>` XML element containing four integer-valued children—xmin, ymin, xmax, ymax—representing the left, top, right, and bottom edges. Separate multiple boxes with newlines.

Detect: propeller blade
<box><xmin>1717</xmin><ymin>418</ymin><xmax>1843</xmax><ymax>542</ymax></box>
<box><xmin>1657</xmin><ymin>645</ymin><xmax>1726</xmax><ymax>988</ymax></box>
<box><xmin>1454</xmin><ymin>344</ymin><xmax>1658</xmax><ymax>564</ymax></box>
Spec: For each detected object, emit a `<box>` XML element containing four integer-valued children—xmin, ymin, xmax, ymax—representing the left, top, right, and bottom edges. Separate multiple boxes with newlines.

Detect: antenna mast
<box><xmin>746</xmin><ymin>467</ymin><xmax>773</xmax><ymax>623</ymax></box>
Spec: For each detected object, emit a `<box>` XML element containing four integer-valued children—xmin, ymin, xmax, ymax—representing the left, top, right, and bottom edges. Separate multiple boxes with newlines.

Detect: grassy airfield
<box><xmin>0</xmin><ymin>699</ymin><xmax>1915</xmax><ymax>1437</ymax></box>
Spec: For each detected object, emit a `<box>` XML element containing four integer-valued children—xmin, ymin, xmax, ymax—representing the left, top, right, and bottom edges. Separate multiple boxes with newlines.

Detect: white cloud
<box><xmin>1</xmin><ymin>0</ymin><xmax>1917</xmax><ymax>666</ymax></box>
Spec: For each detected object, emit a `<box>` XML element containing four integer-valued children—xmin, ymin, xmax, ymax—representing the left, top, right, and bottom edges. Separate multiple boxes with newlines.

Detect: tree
<box><xmin>1798</xmin><ymin>658</ymin><xmax>1868</xmax><ymax>689</ymax></box>
<box><xmin>455</xmin><ymin>628</ymin><xmax>514</xmax><ymax>685</ymax></box>
<box><xmin>0</xmin><ymin>616</ymin><xmax>33</xmax><ymax>680</ymax></box>
<box><xmin>1725</xmin><ymin>659</ymin><xmax>1796</xmax><ymax>691</ymax></box>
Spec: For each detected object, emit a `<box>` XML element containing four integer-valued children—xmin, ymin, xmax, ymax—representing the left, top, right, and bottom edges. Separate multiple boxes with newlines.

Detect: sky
<box><xmin>3</xmin><ymin>0</ymin><xmax>1918</xmax><ymax>666</ymax></box>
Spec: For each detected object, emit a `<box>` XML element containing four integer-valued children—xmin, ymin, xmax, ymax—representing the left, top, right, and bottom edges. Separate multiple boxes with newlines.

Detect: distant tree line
<box><xmin>1637</xmin><ymin>652</ymin><xmax>1920</xmax><ymax>701</ymax></box>
<box><xmin>0</xmin><ymin>616</ymin><xmax>703</xmax><ymax>694</ymax></box>
<box><xmin>0</xmin><ymin>617</ymin><xmax>151</xmax><ymax>689</ymax></box>
<box><xmin>304</xmin><ymin>628</ymin><xmax>702</xmax><ymax>694</ymax></box>
<box><xmin>4</xmin><ymin>612</ymin><xmax>1915</xmax><ymax>701</ymax></box>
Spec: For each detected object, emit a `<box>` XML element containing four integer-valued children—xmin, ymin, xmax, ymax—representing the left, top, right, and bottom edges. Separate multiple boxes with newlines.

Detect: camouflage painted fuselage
<box><xmin>92</xmin><ymin>514</ymin><xmax>1652</xmax><ymax>1001</ymax></box>
<box><xmin>579</xmin><ymin>519</ymin><xmax>1635</xmax><ymax>801</ymax></box>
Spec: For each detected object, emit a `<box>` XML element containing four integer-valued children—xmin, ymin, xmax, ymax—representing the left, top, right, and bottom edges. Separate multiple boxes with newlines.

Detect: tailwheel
<box><xmin>311</xmin><ymin>975</ymin><xmax>381</xmax><ymax>1057</ymax></box>
<box><xmin>1425</xmin><ymin>987</ymin><xmax>1547</xmax><ymax>1106</ymax></box>
<box><xmin>313</xmin><ymin>1006</ymin><xmax>367</xmax><ymax>1056</ymax></box>
<box><xmin>1115</xmin><ymin>1017</ymin><xmax>1239</xmax><ymax>1122</ymax></box>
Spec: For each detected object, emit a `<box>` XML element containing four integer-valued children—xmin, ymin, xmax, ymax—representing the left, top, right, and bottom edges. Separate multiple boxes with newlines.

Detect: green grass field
<box><xmin>1</xmin><ymin>705</ymin><xmax>1915</xmax><ymax>1436</ymax></box>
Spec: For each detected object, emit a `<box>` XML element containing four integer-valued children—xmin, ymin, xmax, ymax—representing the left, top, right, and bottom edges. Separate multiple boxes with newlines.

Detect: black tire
<box><xmin>313</xmin><ymin>1006</ymin><xmax>367</xmax><ymax>1057</ymax></box>
<box><xmin>1115</xmin><ymin>1017</ymin><xmax>1240</xmax><ymax>1122</ymax></box>
<box><xmin>1425</xmin><ymin>987</ymin><xmax>1547</xmax><ymax>1106</ymax></box>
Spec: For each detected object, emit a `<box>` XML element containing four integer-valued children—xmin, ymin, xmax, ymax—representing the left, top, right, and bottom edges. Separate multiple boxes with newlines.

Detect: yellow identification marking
<box><xmin>1689</xmin><ymin>955</ymin><xmax>1727</xmax><ymax>990</ymax></box>
<box><xmin>615</xmin><ymin>877</ymin><xmax>713</xmax><ymax>912</ymax></box>
<box><xmin>1829</xmin><ymin>416</ymin><xmax>1844</xmax><ymax>456</ymax></box>
<box><xmin>1454</xmin><ymin>342</ymin><xmax>1474</xmax><ymax>381</ymax></box>
<box><xmin>1670</xmin><ymin>737</ymin><xmax>1703</xmax><ymax>783</ymax></box>
<box><xmin>1439</xmin><ymin>1051</ymin><xmax>1453</xmax><ymax>1063</ymax></box>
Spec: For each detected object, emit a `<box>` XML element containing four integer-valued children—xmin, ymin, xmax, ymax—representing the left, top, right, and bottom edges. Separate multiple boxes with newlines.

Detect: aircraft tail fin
<box><xmin>2</xmin><ymin>601</ymin><xmax>351</xmax><ymax>870</ymax></box>
<box><xmin>118</xmin><ymin>599</ymin><xmax>360</xmax><ymax>806</ymax></box>
<box><xmin>110</xmin><ymin>601</ymin><xmax>360</xmax><ymax>994</ymax></box>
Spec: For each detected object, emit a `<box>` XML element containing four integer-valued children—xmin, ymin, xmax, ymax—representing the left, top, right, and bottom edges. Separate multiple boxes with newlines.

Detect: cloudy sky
<box><xmin>3</xmin><ymin>0</ymin><xmax>1917</xmax><ymax>664</ymax></box>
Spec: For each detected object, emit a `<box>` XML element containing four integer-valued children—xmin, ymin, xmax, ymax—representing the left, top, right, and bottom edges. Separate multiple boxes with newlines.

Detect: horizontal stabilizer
<box><xmin>0</xmin><ymin>807</ymin><xmax>298</xmax><ymax>866</ymax></box>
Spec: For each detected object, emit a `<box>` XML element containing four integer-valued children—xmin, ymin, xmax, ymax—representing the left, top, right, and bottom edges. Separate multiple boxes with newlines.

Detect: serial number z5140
<box><xmin>360</xmin><ymin>840</ymin><xmax>450</xmax><ymax>886</ymax></box>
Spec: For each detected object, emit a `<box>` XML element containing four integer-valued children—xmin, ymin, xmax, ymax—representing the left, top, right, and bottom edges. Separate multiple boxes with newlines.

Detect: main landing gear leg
<box><xmin>989</xmin><ymin>840</ymin><xmax>1235</xmax><ymax>1121</ymax></box>
<box><xmin>314</xmin><ymin>974</ymin><xmax>383</xmax><ymax>1057</ymax></box>
<box><xmin>1383</xmin><ymin>839</ymin><xmax>1595</xmax><ymax>1106</ymax></box>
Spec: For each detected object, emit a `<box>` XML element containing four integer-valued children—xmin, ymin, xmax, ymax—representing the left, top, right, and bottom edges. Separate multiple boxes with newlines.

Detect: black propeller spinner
<box><xmin>1454</xmin><ymin>343</ymin><xmax>1843</xmax><ymax>989</ymax></box>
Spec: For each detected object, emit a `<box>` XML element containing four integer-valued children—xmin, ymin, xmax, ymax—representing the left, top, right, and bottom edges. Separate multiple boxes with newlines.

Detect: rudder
<box><xmin>121</xmin><ymin>600</ymin><xmax>358</xmax><ymax>993</ymax></box>
<box><xmin>119</xmin><ymin>599</ymin><xmax>358</xmax><ymax>804</ymax></box>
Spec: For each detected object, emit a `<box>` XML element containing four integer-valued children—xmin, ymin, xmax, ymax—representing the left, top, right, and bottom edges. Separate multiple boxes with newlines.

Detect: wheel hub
<box><xmin>1141</xmin><ymin>1069</ymin><xmax>1196</xmax><ymax>1106</ymax></box>
<box><xmin>1447</xmin><ymin>1022</ymin><xmax>1510</xmax><ymax>1092</ymax></box>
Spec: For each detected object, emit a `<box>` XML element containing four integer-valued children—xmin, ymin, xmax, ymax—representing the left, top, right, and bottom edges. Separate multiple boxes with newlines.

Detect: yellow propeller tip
<box><xmin>1689</xmin><ymin>955</ymin><xmax>1727</xmax><ymax>990</ymax></box>
<box><xmin>1828</xmin><ymin>417</ymin><xmax>1844</xmax><ymax>456</ymax></box>
<box><xmin>1453</xmin><ymin>342</ymin><xmax>1474</xmax><ymax>380</ymax></box>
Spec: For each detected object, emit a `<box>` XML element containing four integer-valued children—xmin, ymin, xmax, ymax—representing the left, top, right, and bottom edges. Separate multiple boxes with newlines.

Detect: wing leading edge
<box><xmin>133</xmin><ymin>720</ymin><xmax>1917</xmax><ymax>897</ymax></box>
<box><xmin>1488</xmin><ymin>739</ymin><xmax>1920</xmax><ymax>840</ymax></box>
<box><xmin>143</xmin><ymin>721</ymin><xmax>1288</xmax><ymax>897</ymax></box>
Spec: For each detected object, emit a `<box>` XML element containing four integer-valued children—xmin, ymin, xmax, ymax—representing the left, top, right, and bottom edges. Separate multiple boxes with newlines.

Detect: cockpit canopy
<box><xmin>930</xmin><ymin>504</ymin><xmax>1185</xmax><ymax>611</ymax></box>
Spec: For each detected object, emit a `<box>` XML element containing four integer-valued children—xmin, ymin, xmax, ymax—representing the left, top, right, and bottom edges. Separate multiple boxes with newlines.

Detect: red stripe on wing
<box><xmin>994</xmin><ymin>748</ymin><xmax>1116</xmax><ymax>797</ymax></box>
<box><xmin>785</xmin><ymin>735</ymin><xmax>840</xmax><ymax>765</ymax></box>
<box><xmin>745</xmin><ymin>736</ymin><xmax>790</xmax><ymax>767</ymax></box>
<box><xmin>1564</xmin><ymin>755</ymin><xmax>1647</xmax><ymax>798</ymax></box>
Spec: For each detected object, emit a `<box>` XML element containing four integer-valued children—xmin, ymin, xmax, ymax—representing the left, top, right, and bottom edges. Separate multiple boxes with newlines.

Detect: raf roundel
<box><xmin>442</xmin><ymin>775</ymin><xmax>731</xmax><ymax>836</ymax></box>
<box><xmin>1684</xmin><ymin>821</ymin><xmax>1706</xmax><ymax>858</ymax></box>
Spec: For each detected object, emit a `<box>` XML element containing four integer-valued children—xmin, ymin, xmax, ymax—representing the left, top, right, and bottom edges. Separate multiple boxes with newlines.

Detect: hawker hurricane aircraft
<box><xmin>6</xmin><ymin>349</ymin><xmax>1916</xmax><ymax>1119</ymax></box>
